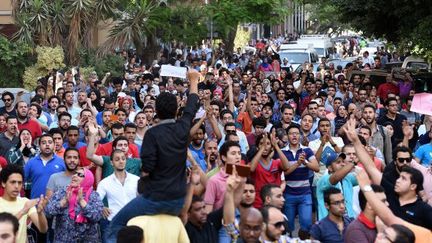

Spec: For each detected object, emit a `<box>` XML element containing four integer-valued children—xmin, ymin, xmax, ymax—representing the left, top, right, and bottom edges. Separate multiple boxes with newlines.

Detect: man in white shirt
<box><xmin>97</xmin><ymin>149</ymin><xmax>139</xmax><ymax>242</ymax></box>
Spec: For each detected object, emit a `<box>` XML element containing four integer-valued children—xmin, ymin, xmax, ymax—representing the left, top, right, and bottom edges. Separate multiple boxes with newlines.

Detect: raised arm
<box><xmin>343</xmin><ymin>118</ymin><xmax>382</xmax><ymax>184</ymax></box>
<box><xmin>356</xmin><ymin>169</ymin><xmax>403</xmax><ymax>226</ymax></box>
<box><xmin>329</xmin><ymin>162</ymin><xmax>355</xmax><ymax>185</ymax></box>
<box><xmin>295</xmin><ymin>71</ymin><xmax>307</xmax><ymax>94</ymax></box>
<box><xmin>223</xmin><ymin>167</ymin><xmax>242</xmax><ymax>225</ymax></box>
<box><xmin>271</xmin><ymin>132</ymin><xmax>289</xmax><ymax>171</ymax></box>
<box><xmin>86</xmin><ymin>122</ymin><xmax>104</xmax><ymax>166</ymax></box>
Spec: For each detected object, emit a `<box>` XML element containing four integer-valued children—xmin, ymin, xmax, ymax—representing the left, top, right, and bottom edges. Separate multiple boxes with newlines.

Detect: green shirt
<box><xmin>102</xmin><ymin>156</ymin><xmax>141</xmax><ymax>178</ymax></box>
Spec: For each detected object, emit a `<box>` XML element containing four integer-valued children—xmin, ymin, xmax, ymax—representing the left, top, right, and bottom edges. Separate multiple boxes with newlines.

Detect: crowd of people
<box><xmin>0</xmin><ymin>38</ymin><xmax>431</xmax><ymax>243</ymax></box>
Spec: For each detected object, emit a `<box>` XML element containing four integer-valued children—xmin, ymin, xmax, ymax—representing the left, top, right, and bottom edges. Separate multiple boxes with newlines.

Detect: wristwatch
<box><xmin>362</xmin><ymin>185</ymin><xmax>373</xmax><ymax>192</ymax></box>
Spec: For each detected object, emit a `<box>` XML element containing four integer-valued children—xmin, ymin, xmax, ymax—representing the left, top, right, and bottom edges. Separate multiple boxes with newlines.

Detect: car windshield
<box><xmin>406</xmin><ymin>62</ymin><xmax>429</xmax><ymax>71</ymax></box>
<box><xmin>315</xmin><ymin>48</ymin><xmax>325</xmax><ymax>56</ymax></box>
<box><xmin>280</xmin><ymin>52</ymin><xmax>309</xmax><ymax>64</ymax></box>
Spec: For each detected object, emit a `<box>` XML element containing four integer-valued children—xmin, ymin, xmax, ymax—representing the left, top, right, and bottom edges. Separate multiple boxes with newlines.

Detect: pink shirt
<box><xmin>204</xmin><ymin>170</ymin><xmax>229</xmax><ymax>210</ymax></box>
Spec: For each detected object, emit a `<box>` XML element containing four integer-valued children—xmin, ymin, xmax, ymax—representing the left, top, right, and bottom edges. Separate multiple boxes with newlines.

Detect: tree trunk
<box><xmin>141</xmin><ymin>34</ymin><xmax>160</xmax><ymax>67</ymax></box>
<box><xmin>225</xmin><ymin>25</ymin><xmax>238</xmax><ymax>53</ymax></box>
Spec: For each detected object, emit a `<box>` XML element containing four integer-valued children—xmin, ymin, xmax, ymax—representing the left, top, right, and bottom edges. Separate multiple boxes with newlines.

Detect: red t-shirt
<box><xmin>78</xmin><ymin>145</ymin><xmax>105</xmax><ymax>175</ymax></box>
<box><xmin>98</xmin><ymin>141</ymin><xmax>140</xmax><ymax>158</ymax></box>
<box><xmin>377</xmin><ymin>82</ymin><xmax>399</xmax><ymax>102</ymax></box>
<box><xmin>251</xmin><ymin>159</ymin><xmax>283</xmax><ymax>208</ymax></box>
<box><xmin>18</xmin><ymin>119</ymin><xmax>42</xmax><ymax>141</ymax></box>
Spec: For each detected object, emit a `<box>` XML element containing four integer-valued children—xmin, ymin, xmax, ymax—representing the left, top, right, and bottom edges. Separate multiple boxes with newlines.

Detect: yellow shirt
<box><xmin>127</xmin><ymin>214</ymin><xmax>190</xmax><ymax>243</ymax></box>
<box><xmin>403</xmin><ymin>221</ymin><xmax>432</xmax><ymax>243</ymax></box>
<box><xmin>0</xmin><ymin>197</ymin><xmax>36</xmax><ymax>243</ymax></box>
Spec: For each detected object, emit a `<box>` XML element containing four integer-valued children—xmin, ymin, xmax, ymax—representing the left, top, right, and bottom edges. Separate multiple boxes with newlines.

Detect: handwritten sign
<box><xmin>411</xmin><ymin>93</ymin><xmax>432</xmax><ymax>116</ymax></box>
<box><xmin>160</xmin><ymin>65</ymin><xmax>187</xmax><ymax>79</ymax></box>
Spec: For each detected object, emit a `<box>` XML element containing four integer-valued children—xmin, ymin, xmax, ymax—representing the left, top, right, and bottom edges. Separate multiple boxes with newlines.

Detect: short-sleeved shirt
<box><xmin>309</xmin><ymin>137</ymin><xmax>345</xmax><ymax>186</ymax></box>
<box><xmin>282</xmin><ymin>145</ymin><xmax>316</xmax><ymax>195</ymax></box>
<box><xmin>204</xmin><ymin>170</ymin><xmax>228</xmax><ymax>210</ymax></box>
<box><xmin>24</xmin><ymin>154</ymin><xmax>65</xmax><ymax>199</ymax></box>
<box><xmin>251</xmin><ymin>159</ymin><xmax>283</xmax><ymax>208</ymax></box>
<box><xmin>310</xmin><ymin>215</ymin><xmax>353</xmax><ymax>243</ymax></box>
<box><xmin>128</xmin><ymin>215</ymin><xmax>190</xmax><ymax>243</ymax></box>
<box><xmin>414</xmin><ymin>143</ymin><xmax>432</xmax><ymax>166</ymax></box>
<box><xmin>316</xmin><ymin>172</ymin><xmax>358</xmax><ymax>220</ymax></box>
<box><xmin>0</xmin><ymin>197</ymin><xmax>37</xmax><ymax>243</ymax></box>
<box><xmin>101</xmin><ymin>156</ymin><xmax>141</xmax><ymax>178</ymax></box>
<box><xmin>46</xmin><ymin>172</ymin><xmax>71</xmax><ymax>193</ymax></box>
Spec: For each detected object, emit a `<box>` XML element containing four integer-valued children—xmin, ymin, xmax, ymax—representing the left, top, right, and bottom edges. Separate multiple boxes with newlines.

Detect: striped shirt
<box><xmin>282</xmin><ymin>144</ymin><xmax>316</xmax><ymax>195</ymax></box>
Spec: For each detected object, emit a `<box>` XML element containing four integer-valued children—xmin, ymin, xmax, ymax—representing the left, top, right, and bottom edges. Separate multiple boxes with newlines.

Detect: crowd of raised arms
<box><xmin>0</xmin><ymin>38</ymin><xmax>431</xmax><ymax>243</ymax></box>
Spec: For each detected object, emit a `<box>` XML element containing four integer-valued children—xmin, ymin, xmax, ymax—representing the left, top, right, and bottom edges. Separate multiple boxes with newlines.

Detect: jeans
<box><xmin>106</xmin><ymin>195</ymin><xmax>184</xmax><ymax>242</ymax></box>
<box><xmin>283</xmin><ymin>193</ymin><xmax>313</xmax><ymax>232</ymax></box>
<box><xmin>99</xmin><ymin>218</ymin><xmax>110</xmax><ymax>243</ymax></box>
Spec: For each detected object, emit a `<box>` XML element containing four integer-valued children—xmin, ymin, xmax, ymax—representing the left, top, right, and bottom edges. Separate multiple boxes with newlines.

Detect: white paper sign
<box><xmin>160</xmin><ymin>65</ymin><xmax>187</xmax><ymax>79</ymax></box>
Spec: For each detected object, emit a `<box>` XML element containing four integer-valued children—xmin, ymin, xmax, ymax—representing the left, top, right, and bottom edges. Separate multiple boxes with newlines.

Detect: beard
<box><xmin>240</xmin><ymin>201</ymin><xmax>253</xmax><ymax>208</ymax></box>
<box><xmin>66</xmin><ymin>165</ymin><xmax>77</xmax><ymax>172</ymax></box>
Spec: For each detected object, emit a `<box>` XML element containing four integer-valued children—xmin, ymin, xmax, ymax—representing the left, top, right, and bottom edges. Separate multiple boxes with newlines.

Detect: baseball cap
<box><xmin>325</xmin><ymin>151</ymin><xmax>346</xmax><ymax>167</ymax></box>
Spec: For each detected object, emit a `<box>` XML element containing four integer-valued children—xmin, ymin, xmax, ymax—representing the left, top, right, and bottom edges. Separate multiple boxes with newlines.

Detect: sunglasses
<box><xmin>75</xmin><ymin>172</ymin><xmax>85</xmax><ymax>178</ymax></box>
<box><xmin>397</xmin><ymin>157</ymin><xmax>411</xmax><ymax>163</ymax></box>
<box><xmin>2</xmin><ymin>98</ymin><xmax>11</xmax><ymax>102</ymax></box>
<box><xmin>269</xmin><ymin>221</ymin><xmax>285</xmax><ymax>229</ymax></box>
<box><xmin>226</xmin><ymin>130</ymin><xmax>236</xmax><ymax>134</ymax></box>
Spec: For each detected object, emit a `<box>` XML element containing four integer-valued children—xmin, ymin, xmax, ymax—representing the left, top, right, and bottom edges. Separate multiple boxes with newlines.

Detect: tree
<box><xmin>12</xmin><ymin>0</ymin><xmax>118</xmax><ymax>65</ymax></box>
<box><xmin>208</xmin><ymin>0</ymin><xmax>289</xmax><ymax>52</ymax></box>
<box><xmin>0</xmin><ymin>36</ymin><xmax>35</xmax><ymax>88</ymax></box>
<box><xmin>101</xmin><ymin>0</ymin><xmax>209</xmax><ymax>65</ymax></box>
<box><xmin>309</xmin><ymin>0</ymin><xmax>432</xmax><ymax>62</ymax></box>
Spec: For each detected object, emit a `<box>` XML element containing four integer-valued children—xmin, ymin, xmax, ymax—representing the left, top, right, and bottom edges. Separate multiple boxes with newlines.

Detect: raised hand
<box><xmin>342</xmin><ymin>117</ymin><xmax>359</xmax><ymax>143</ymax></box>
<box><xmin>36</xmin><ymin>195</ymin><xmax>48</xmax><ymax>213</ymax></box>
<box><xmin>270</xmin><ymin>130</ymin><xmax>279</xmax><ymax>148</ymax></box>
<box><xmin>402</xmin><ymin>120</ymin><xmax>413</xmax><ymax>138</ymax></box>
<box><xmin>87</xmin><ymin>121</ymin><xmax>98</xmax><ymax>136</ymax></box>
<box><xmin>187</xmin><ymin>69</ymin><xmax>201</xmax><ymax>83</ymax></box>
<box><xmin>22</xmin><ymin>199</ymin><xmax>39</xmax><ymax>214</ymax></box>
<box><xmin>226</xmin><ymin>166</ymin><xmax>242</xmax><ymax>192</ymax></box>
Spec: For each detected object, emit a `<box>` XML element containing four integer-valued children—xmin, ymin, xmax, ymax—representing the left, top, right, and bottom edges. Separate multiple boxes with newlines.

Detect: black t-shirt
<box><xmin>185</xmin><ymin>208</ymin><xmax>223</xmax><ymax>243</ymax></box>
<box><xmin>377</xmin><ymin>113</ymin><xmax>407</xmax><ymax>146</ymax></box>
<box><xmin>0</xmin><ymin>107</ymin><xmax>16</xmax><ymax>117</ymax></box>
<box><xmin>381</xmin><ymin>165</ymin><xmax>432</xmax><ymax>229</ymax></box>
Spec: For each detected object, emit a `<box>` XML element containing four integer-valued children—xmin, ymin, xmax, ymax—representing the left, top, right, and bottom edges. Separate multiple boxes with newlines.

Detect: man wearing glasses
<box><xmin>260</xmin><ymin>206</ymin><xmax>293</xmax><ymax>242</ymax></box>
<box><xmin>310</xmin><ymin>187</ymin><xmax>353</xmax><ymax>243</ymax></box>
<box><xmin>343</xmin><ymin>120</ymin><xmax>432</xmax><ymax>229</ymax></box>
<box><xmin>0</xmin><ymin>92</ymin><xmax>17</xmax><ymax>118</ymax></box>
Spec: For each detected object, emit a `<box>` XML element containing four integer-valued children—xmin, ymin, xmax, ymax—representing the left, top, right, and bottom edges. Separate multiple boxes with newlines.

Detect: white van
<box><xmin>402</xmin><ymin>56</ymin><xmax>431</xmax><ymax>71</ymax></box>
<box><xmin>279</xmin><ymin>47</ymin><xmax>319</xmax><ymax>71</ymax></box>
<box><xmin>297</xmin><ymin>35</ymin><xmax>334</xmax><ymax>58</ymax></box>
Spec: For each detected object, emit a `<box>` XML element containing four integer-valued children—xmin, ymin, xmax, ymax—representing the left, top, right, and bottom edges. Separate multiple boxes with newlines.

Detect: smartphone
<box><xmin>225</xmin><ymin>164</ymin><xmax>251</xmax><ymax>177</ymax></box>
<box><xmin>110</xmin><ymin>115</ymin><xmax>119</xmax><ymax>122</ymax></box>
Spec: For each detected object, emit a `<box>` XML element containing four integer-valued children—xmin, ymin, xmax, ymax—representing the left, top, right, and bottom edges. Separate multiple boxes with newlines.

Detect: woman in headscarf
<box><xmin>118</xmin><ymin>95</ymin><xmax>136</xmax><ymax>122</ymax></box>
<box><xmin>88</xmin><ymin>89</ymin><xmax>103</xmax><ymax>112</ymax></box>
<box><xmin>45</xmin><ymin>168</ymin><xmax>103</xmax><ymax>243</ymax></box>
<box><xmin>7</xmin><ymin>129</ymin><xmax>37</xmax><ymax>167</ymax></box>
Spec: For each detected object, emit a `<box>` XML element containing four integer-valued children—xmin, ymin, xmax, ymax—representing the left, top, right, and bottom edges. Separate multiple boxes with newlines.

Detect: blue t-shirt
<box><xmin>24</xmin><ymin>154</ymin><xmax>65</xmax><ymax>199</ymax></box>
<box><xmin>414</xmin><ymin>143</ymin><xmax>432</xmax><ymax>166</ymax></box>
<box><xmin>316</xmin><ymin>172</ymin><xmax>358</xmax><ymax>220</ymax></box>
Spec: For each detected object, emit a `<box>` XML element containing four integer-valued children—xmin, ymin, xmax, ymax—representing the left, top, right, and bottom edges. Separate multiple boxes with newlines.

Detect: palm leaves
<box><xmin>12</xmin><ymin>0</ymin><xmax>119</xmax><ymax>65</ymax></box>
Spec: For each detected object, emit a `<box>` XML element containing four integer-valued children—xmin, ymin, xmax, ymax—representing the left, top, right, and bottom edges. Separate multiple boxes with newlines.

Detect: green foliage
<box><xmin>94</xmin><ymin>54</ymin><xmax>125</xmax><ymax>78</ymax></box>
<box><xmin>35</xmin><ymin>46</ymin><xmax>66</xmax><ymax>72</ymax></box>
<box><xmin>310</xmin><ymin>0</ymin><xmax>432</xmax><ymax>62</ymax></box>
<box><xmin>23</xmin><ymin>46</ymin><xmax>66</xmax><ymax>90</ymax></box>
<box><xmin>79</xmin><ymin>48</ymin><xmax>125</xmax><ymax>78</ymax></box>
<box><xmin>208</xmin><ymin>0</ymin><xmax>288</xmax><ymax>38</ymax></box>
<box><xmin>0</xmin><ymin>37</ymin><xmax>35</xmax><ymax>88</ymax></box>
<box><xmin>234</xmin><ymin>26</ymin><xmax>251</xmax><ymax>50</ymax></box>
